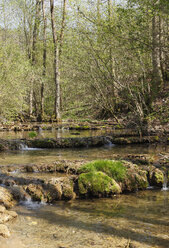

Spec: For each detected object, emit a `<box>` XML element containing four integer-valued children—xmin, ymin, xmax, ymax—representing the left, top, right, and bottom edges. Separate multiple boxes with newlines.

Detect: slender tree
<box><xmin>50</xmin><ymin>0</ymin><xmax>67</xmax><ymax>120</ymax></box>
<box><xmin>39</xmin><ymin>0</ymin><xmax>47</xmax><ymax>120</ymax></box>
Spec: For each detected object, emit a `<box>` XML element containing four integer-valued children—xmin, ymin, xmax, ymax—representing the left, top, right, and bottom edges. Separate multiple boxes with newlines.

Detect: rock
<box><xmin>0</xmin><ymin>186</ymin><xmax>16</xmax><ymax>208</ymax></box>
<box><xmin>147</xmin><ymin>166</ymin><xmax>164</xmax><ymax>187</ymax></box>
<box><xmin>11</xmin><ymin>185</ymin><xmax>30</xmax><ymax>201</ymax></box>
<box><xmin>0</xmin><ymin>210</ymin><xmax>17</xmax><ymax>224</ymax></box>
<box><xmin>121</xmin><ymin>161</ymin><xmax>148</xmax><ymax>192</ymax></box>
<box><xmin>78</xmin><ymin>171</ymin><xmax>121</xmax><ymax>197</ymax></box>
<box><xmin>7</xmin><ymin>210</ymin><xmax>17</xmax><ymax>219</ymax></box>
<box><xmin>47</xmin><ymin>177</ymin><xmax>76</xmax><ymax>201</ymax></box>
<box><xmin>24</xmin><ymin>184</ymin><xmax>44</xmax><ymax>202</ymax></box>
<box><xmin>0</xmin><ymin>205</ymin><xmax>6</xmax><ymax>213</ymax></box>
<box><xmin>0</xmin><ymin>224</ymin><xmax>10</xmax><ymax>238</ymax></box>
<box><xmin>45</xmin><ymin>180</ymin><xmax>62</xmax><ymax>202</ymax></box>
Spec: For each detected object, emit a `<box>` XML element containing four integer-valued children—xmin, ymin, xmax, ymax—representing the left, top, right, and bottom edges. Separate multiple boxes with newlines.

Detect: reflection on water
<box><xmin>6</xmin><ymin>190</ymin><xmax>169</xmax><ymax>248</ymax></box>
<box><xmin>0</xmin><ymin>129</ymin><xmax>107</xmax><ymax>140</ymax></box>
<box><xmin>0</xmin><ymin>144</ymin><xmax>168</xmax><ymax>165</ymax></box>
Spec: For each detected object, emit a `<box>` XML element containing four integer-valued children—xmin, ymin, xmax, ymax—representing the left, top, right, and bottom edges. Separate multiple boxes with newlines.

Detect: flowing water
<box><xmin>0</xmin><ymin>144</ymin><xmax>168</xmax><ymax>165</ymax></box>
<box><xmin>0</xmin><ymin>129</ymin><xmax>169</xmax><ymax>248</ymax></box>
<box><xmin>1</xmin><ymin>190</ymin><xmax>168</xmax><ymax>248</ymax></box>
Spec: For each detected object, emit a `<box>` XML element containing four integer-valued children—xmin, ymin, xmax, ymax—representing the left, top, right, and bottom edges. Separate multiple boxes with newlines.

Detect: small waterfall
<box><xmin>104</xmin><ymin>137</ymin><xmax>115</xmax><ymax>148</ymax></box>
<box><xmin>19</xmin><ymin>142</ymin><xmax>29</xmax><ymax>150</ymax></box>
<box><xmin>19</xmin><ymin>142</ymin><xmax>41</xmax><ymax>151</ymax></box>
<box><xmin>161</xmin><ymin>172</ymin><xmax>168</xmax><ymax>191</ymax></box>
<box><xmin>20</xmin><ymin>196</ymin><xmax>46</xmax><ymax>209</ymax></box>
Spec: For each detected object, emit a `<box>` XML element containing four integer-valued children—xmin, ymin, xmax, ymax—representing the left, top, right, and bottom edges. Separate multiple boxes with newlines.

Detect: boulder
<box><xmin>0</xmin><ymin>187</ymin><xmax>16</xmax><ymax>208</ymax></box>
<box><xmin>78</xmin><ymin>171</ymin><xmax>121</xmax><ymax>197</ymax></box>
<box><xmin>121</xmin><ymin>161</ymin><xmax>148</xmax><ymax>192</ymax></box>
<box><xmin>0</xmin><ymin>224</ymin><xmax>10</xmax><ymax>238</ymax></box>
<box><xmin>147</xmin><ymin>166</ymin><xmax>164</xmax><ymax>187</ymax></box>
<box><xmin>47</xmin><ymin>176</ymin><xmax>76</xmax><ymax>201</ymax></box>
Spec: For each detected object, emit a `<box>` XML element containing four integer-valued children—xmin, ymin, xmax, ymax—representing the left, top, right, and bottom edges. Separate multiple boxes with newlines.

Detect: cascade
<box><xmin>162</xmin><ymin>171</ymin><xmax>168</xmax><ymax>191</ymax></box>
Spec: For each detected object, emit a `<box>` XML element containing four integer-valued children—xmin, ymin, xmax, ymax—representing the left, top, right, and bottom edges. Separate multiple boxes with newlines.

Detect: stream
<box><xmin>0</xmin><ymin>129</ymin><xmax>169</xmax><ymax>248</ymax></box>
<box><xmin>1</xmin><ymin>190</ymin><xmax>169</xmax><ymax>248</ymax></box>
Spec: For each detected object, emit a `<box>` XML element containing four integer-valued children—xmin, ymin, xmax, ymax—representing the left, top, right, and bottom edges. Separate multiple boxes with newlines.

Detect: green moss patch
<box><xmin>78</xmin><ymin>160</ymin><xmax>126</xmax><ymax>182</ymax></box>
<box><xmin>78</xmin><ymin>171</ymin><xmax>121</xmax><ymax>196</ymax></box>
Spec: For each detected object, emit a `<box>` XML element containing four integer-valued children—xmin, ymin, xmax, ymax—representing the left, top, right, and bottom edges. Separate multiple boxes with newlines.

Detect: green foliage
<box><xmin>28</xmin><ymin>131</ymin><xmax>37</xmax><ymax>139</ymax></box>
<box><xmin>78</xmin><ymin>160</ymin><xmax>126</xmax><ymax>182</ymax></box>
<box><xmin>0</xmin><ymin>41</ymin><xmax>31</xmax><ymax>119</ymax></box>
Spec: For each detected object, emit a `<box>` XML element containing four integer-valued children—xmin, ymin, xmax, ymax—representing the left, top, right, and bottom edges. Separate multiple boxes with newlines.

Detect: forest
<box><xmin>0</xmin><ymin>0</ymin><xmax>168</xmax><ymax>127</ymax></box>
<box><xmin>0</xmin><ymin>1</ymin><xmax>169</xmax><ymax>247</ymax></box>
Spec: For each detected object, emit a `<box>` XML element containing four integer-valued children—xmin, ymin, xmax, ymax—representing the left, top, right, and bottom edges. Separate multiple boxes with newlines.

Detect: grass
<box><xmin>78</xmin><ymin>160</ymin><xmax>126</xmax><ymax>182</ymax></box>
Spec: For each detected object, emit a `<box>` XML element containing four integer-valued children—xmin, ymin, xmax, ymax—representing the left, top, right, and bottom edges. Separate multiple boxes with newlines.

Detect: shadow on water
<box><xmin>15</xmin><ymin>190</ymin><xmax>169</xmax><ymax>248</ymax></box>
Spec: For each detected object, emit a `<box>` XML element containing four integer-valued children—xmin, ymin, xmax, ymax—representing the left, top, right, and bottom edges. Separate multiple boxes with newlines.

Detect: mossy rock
<box><xmin>78</xmin><ymin>160</ymin><xmax>127</xmax><ymax>182</ymax></box>
<box><xmin>29</xmin><ymin>139</ymin><xmax>55</xmax><ymax>148</ymax></box>
<box><xmin>62</xmin><ymin>184</ymin><xmax>76</xmax><ymax>200</ymax></box>
<box><xmin>78</xmin><ymin>171</ymin><xmax>121</xmax><ymax>197</ymax></box>
<box><xmin>121</xmin><ymin>161</ymin><xmax>148</xmax><ymax>192</ymax></box>
<box><xmin>148</xmin><ymin>167</ymin><xmax>164</xmax><ymax>187</ymax></box>
<box><xmin>25</xmin><ymin>184</ymin><xmax>44</xmax><ymax>202</ymax></box>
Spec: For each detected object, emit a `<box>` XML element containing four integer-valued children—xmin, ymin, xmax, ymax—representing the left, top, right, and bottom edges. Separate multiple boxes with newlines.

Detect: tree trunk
<box><xmin>40</xmin><ymin>0</ymin><xmax>47</xmax><ymax>121</ymax></box>
<box><xmin>151</xmin><ymin>9</ymin><xmax>163</xmax><ymax>100</ymax></box>
<box><xmin>50</xmin><ymin>0</ymin><xmax>67</xmax><ymax>120</ymax></box>
<box><xmin>29</xmin><ymin>81</ymin><xmax>33</xmax><ymax>116</ymax></box>
<box><xmin>50</xmin><ymin>0</ymin><xmax>61</xmax><ymax>120</ymax></box>
<box><xmin>108</xmin><ymin>0</ymin><xmax>116</xmax><ymax>111</ymax></box>
<box><xmin>30</xmin><ymin>0</ymin><xmax>41</xmax><ymax>118</ymax></box>
<box><xmin>32</xmin><ymin>0</ymin><xmax>41</xmax><ymax>64</ymax></box>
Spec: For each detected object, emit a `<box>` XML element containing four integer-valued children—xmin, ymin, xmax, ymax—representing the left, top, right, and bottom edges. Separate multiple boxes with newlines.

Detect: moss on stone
<box><xmin>78</xmin><ymin>160</ymin><xmax>126</xmax><ymax>182</ymax></box>
<box><xmin>78</xmin><ymin>171</ymin><xmax>121</xmax><ymax>196</ymax></box>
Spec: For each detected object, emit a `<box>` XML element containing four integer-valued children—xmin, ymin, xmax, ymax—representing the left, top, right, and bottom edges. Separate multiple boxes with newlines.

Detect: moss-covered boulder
<box><xmin>78</xmin><ymin>171</ymin><xmax>121</xmax><ymax>197</ymax></box>
<box><xmin>78</xmin><ymin>160</ymin><xmax>149</xmax><ymax>196</ymax></box>
<box><xmin>78</xmin><ymin>160</ymin><xmax>127</xmax><ymax>182</ymax></box>
<box><xmin>147</xmin><ymin>166</ymin><xmax>164</xmax><ymax>187</ymax></box>
<box><xmin>121</xmin><ymin>161</ymin><xmax>148</xmax><ymax>192</ymax></box>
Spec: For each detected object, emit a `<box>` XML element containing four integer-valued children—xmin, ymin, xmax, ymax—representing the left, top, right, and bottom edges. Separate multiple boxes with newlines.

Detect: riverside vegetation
<box><xmin>0</xmin><ymin>0</ymin><xmax>169</xmax><ymax>246</ymax></box>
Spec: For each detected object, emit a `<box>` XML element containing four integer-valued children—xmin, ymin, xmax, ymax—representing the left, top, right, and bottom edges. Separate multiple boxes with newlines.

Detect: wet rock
<box><xmin>122</xmin><ymin>161</ymin><xmax>148</xmax><ymax>192</ymax></box>
<box><xmin>147</xmin><ymin>166</ymin><xmax>164</xmax><ymax>187</ymax></box>
<box><xmin>0</xmin><ymin>224</ymin><xmax>10</xmax><ymax>238</ymax></box>
<box><xmin>0</xmin><ymin>205</ymin><xmax>6</xmax><ymax>213</ymax></box>
<box><xmin>24</xmin><ymin>184</ymin><xmax>44</xmax><ymax>202</ymax></box>
<box><xmin>45</xmin><ymin>180</ymin><xmax>62</xmax><ymax>201</ymax></box>
<box><xmin>11</xmin><ymin>185</ymin><xmax>30</xmax><ymax>201</ymax></box>
<box><xmin>47</xmin><ymin>176</ymin><xmax>76</xmax><ymax>201</ymax></box>
<box><xmin>0</xmin><ymin>186</ymin><xmax>16</xmax><ymax>208</ymax></box>
<box><xmin>0</xmin><ymin>210</ymin><xmax>17</xmax><ymax>224</ymax></box>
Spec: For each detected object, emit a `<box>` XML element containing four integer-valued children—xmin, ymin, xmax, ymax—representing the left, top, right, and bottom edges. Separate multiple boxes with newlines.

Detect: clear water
<box><xmin>0</xmin><ymin>130</ymin><xmax>168</xmax><ymax>248</ymax></box>
<box><xmin>0</xmin><ymin>143</ymin><xmax>168</xmax><ymax>165</ymax></box>
<box><xmin>1</xmin><ymin>190</ymin><xmax>168</xmax><ymax>248</ymax></box>
<box><xmin>0</xmin><ymin>129</ymin><xmax>107</xmax><ymax>140</ymax></box>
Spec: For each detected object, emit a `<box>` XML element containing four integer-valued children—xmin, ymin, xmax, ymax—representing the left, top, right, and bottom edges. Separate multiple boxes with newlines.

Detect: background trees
<box><xmin>0</xmin><ymin>0</ymin><xmax>168</xmax><ymax>123</ymax></box>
